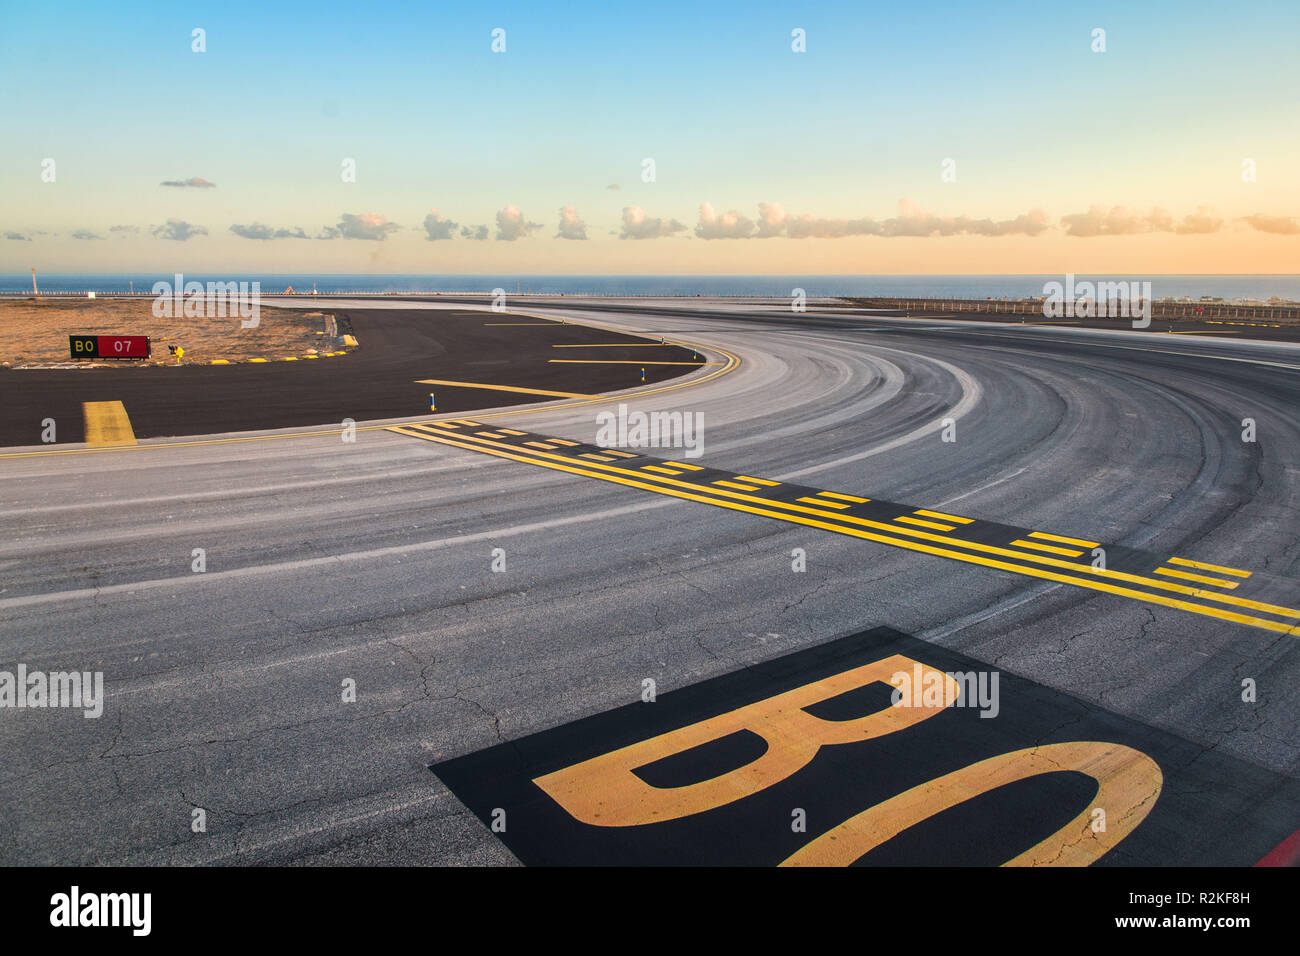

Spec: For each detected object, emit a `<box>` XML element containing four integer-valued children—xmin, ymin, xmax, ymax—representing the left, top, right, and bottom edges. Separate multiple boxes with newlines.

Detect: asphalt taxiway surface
<box><xmin>0</xmin><ymin>308</ymin><xmax>703</xmax><ymax>446</ymax></box>
<box><xmin>2</xmin><ymin>298</ymin><xmax>1299</xmax><ymax>866</ymax></box>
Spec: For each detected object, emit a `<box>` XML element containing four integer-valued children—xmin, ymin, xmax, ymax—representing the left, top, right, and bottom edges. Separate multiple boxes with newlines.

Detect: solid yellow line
<box><xmin>1011</xmin><ymin>538</ymin><xmax>1085</xmax><ymax>557</ymax></box>
<box><xmin>552</xmin><ymin>343</ymin><xmax>674</xmax><ymax>347</ymax></box>
<box><xmin>580</xmin><ymin>453</ymin><xmax>616</xmax><ymax>462</ymax></box>
<box><xmin>387</xmin><ymin>427</ymin><xmax>1300</xmax><ymax>635</ymax></box>
<box><xmin>822</xmin><ymin>492</ymin><xmax>871</xmax><ymax>503</ymax></box>
<box><xmin>475</xmin><ymin>431</ymin><xmax>507</xmax><ymax>439</ymax></box>
<box><xmin>915</xmin><ymin>508</ymin><xmax>971</xmax><ymax>523</ymax></box>
<box><xmin>663</xmin><ymin>461</ymin><xmax>704</xmax><ymax>470</ymax></box>
<box><xmin>1155</xmin><ymin>567</ymin><xmax>1239</xmax><ymax>589</ymax></box>
<box><xmin>736</xmin><ymin>475</ymin><xmax>780</xmax><ymax>486</ymax></box>
<box><xmin>601</xmin><ymin>449</ymin><xmax>639</xmax><ymax>458</ymax></box>
<box><xmin>643</xmin><ymin>465</ymin><xmax>684</xmax><ymax>475</ymax></box>
<box><xmin>896</xmin><ymin>515</ymin><xmax>955</xmax><ymax>531</ymax></box>
<box><xmin>415</xmin><ymin>378</ymin><xmax>602</xmax><ymax>400</ymax></box>
<box><xmin>548</xmin><ymin>360</ymin><xmax>721</xmax><ymax>366</ymax></box>
<box><xmin>524</xmin><ymin>441</ymin><xmax>556</xmax><ymax>450</ymax></box>
<box><xmin>82</xmin><ymin>401</ymin><xmax>137</xmax><ymax>447</ymax></box>
<box><xmin>1028</xmin><ymin>530</ymin><xmax>1100</xmax><ymax>548</ymax></box>
<box><xmin>483</xmin><ymin>322</ymin><xmax>560</xmax><ymax>326</ymax></box>
<box><xmin>1168</xmin><ymin>556</ymin><xmax>1251</xmax><ymax>578</ymax></box>
<box><xmin>548</xmin><ymin>439</ymin><xmax>579</xmax><ymax>447</ymax></box>
<box><xmin>410</xmin><ymin>428</ymin><xmax>1300</xmax><ymax>623</ymax></box>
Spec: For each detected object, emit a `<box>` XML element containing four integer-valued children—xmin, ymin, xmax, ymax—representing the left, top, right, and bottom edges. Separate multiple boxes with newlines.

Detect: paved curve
<box><xmin>2</xmin><ymin>298</ymin><xmax>1299</xmax><ymax>865</ymax></box>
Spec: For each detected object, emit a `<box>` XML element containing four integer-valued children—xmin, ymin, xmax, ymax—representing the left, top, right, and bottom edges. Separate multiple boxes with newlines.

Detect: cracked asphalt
<box><xmin>2</xmin><ymin>297</ymin><xmax>1299</xmax><ymax>865</ymax></box>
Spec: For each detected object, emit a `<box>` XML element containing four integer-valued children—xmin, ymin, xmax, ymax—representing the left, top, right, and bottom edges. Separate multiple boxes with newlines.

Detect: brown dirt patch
<box><xmin>0</xmin><ymin>298</ymin><xmax>338</xmax><ymax>366</ymax></box>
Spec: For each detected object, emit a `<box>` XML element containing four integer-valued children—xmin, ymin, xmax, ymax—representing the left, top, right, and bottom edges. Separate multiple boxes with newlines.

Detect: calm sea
<box><xmin>3</xmin><ymin>274</ymin><xmax>1299</xmax><ymax>302</ymax></box>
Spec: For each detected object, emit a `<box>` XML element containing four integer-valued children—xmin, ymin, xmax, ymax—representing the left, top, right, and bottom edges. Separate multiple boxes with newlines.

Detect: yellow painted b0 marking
<box><xmin>782</xmin><ymin>741</ymin><xmax>1162</xmax><ymax>867</ymax></box>
<box><xmin>533</xmin><ymin>653</ymin><xmax>1163</xmax><ymax>866</ymax></box>
<box><xmin>532</xmin><ymin>654</ymin><xmax>956</xmax><ymax>828</ymax></box>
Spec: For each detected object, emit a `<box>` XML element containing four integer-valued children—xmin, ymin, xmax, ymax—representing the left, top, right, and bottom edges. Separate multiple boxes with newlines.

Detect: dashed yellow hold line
<box><xmin>915</xmin><ymin>508</ymin><xmax>970</xmax><ymax>523</ymax></box>
<box><xmin>801</xmin><ymin>496</ymin><xmax>851</xmax><ymax>510</ymax></box>
<box><xmin>1168</xmin><ymin>556</ymin><xmax>1251</xmax><ymax>578</ymax></box>
<box><xmin>896</xmin><ymin>515</ymin><xmax>956</xmax><ymax>532</ymax></box>
<box><xmin>1028</xmin><ymin>530</ymin><xmax>1099</xmax><ymax>549</ymax></box>
<box><xmin>1010</xmin><ymin>538</ymin><xmax>1085</xmax><ymax>557</ymax></box>
<box><xmin>393</xmin><ymin>425</ymin><xmax>1300</xmax><ymax>631</ymax></box>
<box><xmin>1155</xmin><ymin>566</ymin><xmax>1239</xmax><ymax>589</ymax></box>
<box><xmin>389</xmin><ymin>425</ymin><xmax>1299</xmax><ymax>635</ymax></box>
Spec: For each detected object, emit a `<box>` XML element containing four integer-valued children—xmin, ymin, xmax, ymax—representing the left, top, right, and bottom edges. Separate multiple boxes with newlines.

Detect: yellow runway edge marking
<box><xmin>82</xmin><ymin>401</ymin><xmax>137</xmax><ymax>447</ymax></box>
<box><xmin>388</xmin><ymin>424</ymin><xmax>1300</xmax><ymax>636</ymax></box>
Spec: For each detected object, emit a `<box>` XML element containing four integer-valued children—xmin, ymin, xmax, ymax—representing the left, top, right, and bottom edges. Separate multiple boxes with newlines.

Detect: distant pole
<box><xmin>31</xmin><ymin>268</ymin><xmax>37</xmax><ymax>296</ymax></box>
<box><xmin>130</xmin><ymin>280</ymin><xmax>134</xmax><ymax>295</ymax></box>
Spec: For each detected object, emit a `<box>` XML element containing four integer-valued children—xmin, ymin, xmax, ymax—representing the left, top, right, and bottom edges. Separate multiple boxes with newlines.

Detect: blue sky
<box><xmin>3</xmin><ymin>0</ymin><xmax>1298</xmax><ymax>272</ymax></box>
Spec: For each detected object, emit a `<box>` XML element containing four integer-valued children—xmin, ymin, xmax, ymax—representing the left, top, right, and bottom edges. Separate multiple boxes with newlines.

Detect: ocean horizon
<box><xmin>3</xmin><ymin>273</ymin><xmax>1299</xmax><ymax>303</ymax></box>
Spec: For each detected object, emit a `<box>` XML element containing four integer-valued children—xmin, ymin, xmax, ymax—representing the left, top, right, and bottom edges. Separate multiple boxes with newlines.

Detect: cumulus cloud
<box><xmin>1241</xmin><ymin>213</ymin><xmax>1300</xmax><ymax>235</ymax></box>
<box><xmin>423</xmin><ymin>210</ymin><xmax>458</xmax><ymax>240</ymax></box>
<box><xmin>1172</xmin><ymin>207</ymin><xmax>1224</xmax><ymax>234</ymax></box>
<box><xmin>877</xmin><ymin>199</ymin><xmax>1052</xmax><ymax>237</ymax></box>
<box><xmin>5</xmin><ymin>232</ymin><xmax>31</xmax><ymax>241</ymax></box>
<box><xmin>152</xmin><ymin>219</ymin><xmax>207</xmax><ymax>241</ymax></box>
<box><xmin>756</xmin><ymin>201</ymin><xmax>789</xmax><ymax>237</ymax></box>
<box><xmin>702</xmin><ymin>199</ymin><xmax>1049</xmax><ymax>239</ymax></box>
<box><xmin>109</xmin><ymin>224</ymin><xmax>139</xmax><ymax>235</ymax></box>
<box><xmin>229</xmin><ymin>223</ymin><xmax>310</xmax><ymax>240</ymax></box>
<box><xmin>785</xmin><ymin>213</ymin><xmax>883</xmax><ymax>238</ymax></box>
<box><xmin>696</xmin><ymin>202</ymin><xmax>756</xmax><ymax>239</ymax></box>
<box><xmin>556</xmin><ymin>205</ymin><xmax>588</xmax><ymax>240</ymax></box>
<box><xmin>334</xmin><ymin>212</ymin><xmax>400</xmax><ymax>240</ymax></box>
<box><xmin>71</xmin><ymin>230</ymin><xmax>104</xmax><ymax>240</ymax></box>
<box><xmin>460</xmin><ymin>224</ymin><xmax>489</xmax><ymax>240</ymax></box>
<box><xmin>1059</xmin><ymin>205</ymin><xmax>1175</xmax><ymax>237</ymax></box>
<box><xmin>316</xmin><ymin>226</ymin><xmax>341</xmax><ymax>239</ymax></box>
<box><xmin>495</xmin><ymin>205</ymin><xmax>543</xmax><ymax>241</ymax></box>
<box><xmin>618</xmin><ymin>206</ymin><xmax>687</xmax><ymax>239</ymax></box>
<box><xmin>160</xmin><ymin>177</ymin><xmax>216</xmax><ymax>188</ymax></box>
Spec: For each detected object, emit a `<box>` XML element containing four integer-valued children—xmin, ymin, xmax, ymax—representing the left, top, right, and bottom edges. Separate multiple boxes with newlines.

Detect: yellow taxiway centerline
<box><xmin>548</xmin><ymin>359</ymin><xmax>723</xmax><ymax>366</ymax></box>
<box><xmin>414</xmin><ymin>378</ymin><xmax>603</xmax><ymax>400</ymax></box>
